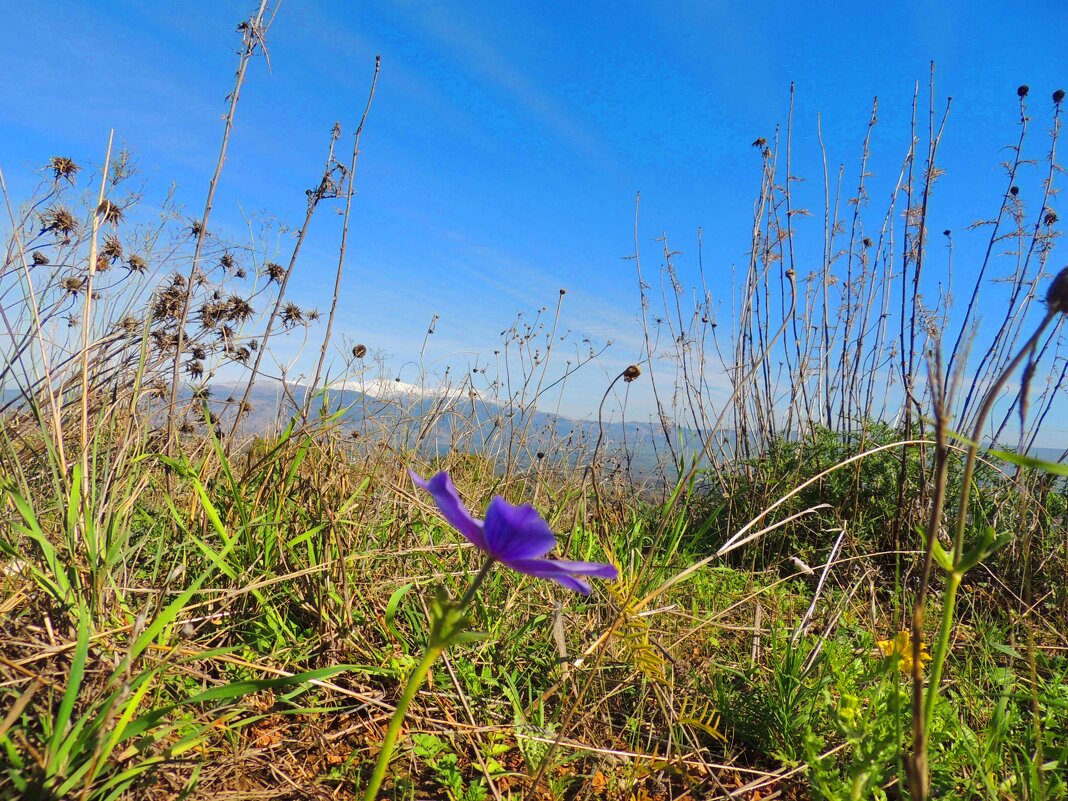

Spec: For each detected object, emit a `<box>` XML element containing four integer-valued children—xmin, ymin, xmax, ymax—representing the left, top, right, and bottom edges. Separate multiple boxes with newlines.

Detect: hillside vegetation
<box><xmin>2</xmin><ymin>9</ymin><xmax>1067</xmax><ymax>801</ymax></box>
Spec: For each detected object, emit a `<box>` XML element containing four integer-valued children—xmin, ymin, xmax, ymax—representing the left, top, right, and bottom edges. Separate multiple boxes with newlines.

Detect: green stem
<box><xmin>922</xmin><ymin>311</ymin><xmax>1053</xmax><ymax>732</ymax></box>
<box><xmin>362</xmin><ymin>644</ymin><xmax>444</xmax><ymax>801</ymax></box>
<box><xmin>362</xmin><ymin>557</ymin><xmax>495</xmax><ymax>800</ymax></box>
<box><xmin>923</xmin><ymin>570</ymin><xmax>960</xmax><ymax>724</ymax></box>
<box><xmin>459</xmin><ymin>558</ymin><xmax>496</xmax><ymax>609</ymax></box>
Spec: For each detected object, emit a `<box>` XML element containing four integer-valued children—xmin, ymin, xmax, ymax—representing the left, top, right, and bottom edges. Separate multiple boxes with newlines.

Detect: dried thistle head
<box><xmin>281</xmin><ymin>302</ymin><xmax>304</xmax><ymax>327</ymax></box>
<box><xmin>31</xmin><ymin>251</ymin><xmax>50</xmax><ymax>266</ymax></box>
<box><xmin>186</xmin><ymin>359</ymin><xmax>204</xmax><ymax>380</ymax></box>
<box><xmin>60</xmin><ymin>275</ymin><xmax>86</xmax><ymax>295</ymax></box>
<box><xmin>1046</xmin><ymin>266</ymin><xmax>1068</xmax><ymax>314</ymax></box>
<box><xmin>115</xmin><ymin>315</ymin><xmax>141</xmax><ymax>335</ymax></box>
<box><xmin>623</xmin><ymin>364</ymin><xmax>642</xmax><ymax>383</ymax></box>
<box><xmin>127</xmin><ymin>254</ymin><xmax>147</xmax><ymax>273</ymax></box>
<box><xmin>225</xmin><ymin>295</ymin><xmax>254</xmax><ymax>323</ymax></box>
<box><xmin>1055</xmin><ymin>89</ymin><xmax>1066</xmax><ymax>104</ymax></box>
<box><xmin>219</xmin><ymin>252</ymin><xmax>236</xmax><ymax>270</ymax></box>
<box><xmin>1017</xmin><ymin>84</ymin><xmax>1030</xmax><ymax>98</ymax></box>
<box><xmin>40</xmin><ymin>206</ymin><xmax>79</xmax><ymax>240</ymax></box>
<box><xmin>232</xmin><ymin>345</ymin><xmax>251</xmax><ymax>363</ymax></box>
<box><xmin>100</xmin><ymin>234</ymin><xmax>123</xmax><ymax>263</ymax></box>
<box><xmin>97</xmin><ymin>199</ymin><xmax>123</xmax><ymax>224</ymax></box>
<box><xmin>49</xmin><ymin>156</ymin><xmax>80</xmax><ymax>182</ymax></box>
<box><xmin>264</xmin><ymin>262</ymin><xmax>285</xmax><ymax>283</ymax></box>
<box><xmin>189</xmin><ymin>220</ymin><xmax>204</xmax><ymax>238</ymax></box>
<box><xmin>352</xmin><ymin>344</ymin><xmax>367</xmax><ymax>358</ymax></box>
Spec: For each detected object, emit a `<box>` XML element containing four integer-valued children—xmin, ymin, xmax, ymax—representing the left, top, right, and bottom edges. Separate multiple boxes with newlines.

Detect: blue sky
<box><xmin>1</xmin><ymin>2</ymin><xmax>1066</xmax><ymax>441</ymax></box>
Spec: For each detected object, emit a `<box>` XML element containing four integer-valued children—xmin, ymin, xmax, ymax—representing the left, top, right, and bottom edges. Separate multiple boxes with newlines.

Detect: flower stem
<box><xmin>459</xmin><ymin>557</ymin><xmax>496</xmax><ymax>609</ymax></box>
<box><xmin>361</xmin><ymin>557</ymin><xmax>495</xmax><ymax>800</ymax></box>
<box><xmin>362</xmin><ymin>644</ymin><xmax>443</xmax><ymax>801</ymax></box>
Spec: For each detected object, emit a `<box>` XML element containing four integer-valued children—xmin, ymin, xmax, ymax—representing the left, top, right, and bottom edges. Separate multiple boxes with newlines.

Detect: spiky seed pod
<box><xmin>127</xmin><ymin>254</ymin><xmax>147</xmax><ymax>272</ymax></box>
<box><xmin>31</xmin><ymin>251</ymin><xmax>49</xmax><ymax>266</ymax></box>
<box><xmin>191</xmin><ymin>346</ymin><xmax>207</xmax><ymax>361</ymax></box>
<box><xmin>48</xmin><ymin>156</ymin><xmax>80</xmax><ymax>181</ymax></box>
<box><xmin>281</xmin><ymin>302</ymin><xmax>304</xmax><ymax>327</ymax></box>
<box><xmin>41</xmin><ymin>206</ymin><xmax>78</xmax><ymax>238</ymax></box>
<box><xmin>225</xmin><ymin>295</ymin><xmax>254</xmax><ymax>323</ymax></box>
<box><xmin>1054</xmin><ymin>89</ymin><xmax>1065</xmax><ymax>104</ymax></box>
<box><xmin>352</xmin><ymin>344</ymin><xmax>367</xmax><ymax>358</ymax></box>
<box><xmin>1018</xmin><ymin>85</ymin><xmax>1030</xmax><ymax>98</ymax></box>
<box><xmin>1045</xmin><ymin>211</ymin><xmax>1059</xmax><ymax>226</ymax></box>
<box><xmin>116</xmin><ymin>316</ymin><xmax>141</xmax><ymax>335</ymax></box>
<box><xmin>264</xmin><ymin>262</ymin><xmax>285</xmax><ymax>283</ymax></box>
<box><xmin>623</xmin><ymin>364</ymin><xmax>642</xmax><ymax>383</ymax></box>
<box><xmin>219</xmin><ymin>252</ymin><xmax>236</xmax><ymax>270</ymax></box>
<box><xmin>100</xmin><ymin>234</ymin><xmax>123</xmax><ymax>263</ymax></box>
<box><xmin>97</xmin><ymin>199</ymin><xmax>123</xmax><ymax>224</ymax></box>
<box><xmin>60</xmin><ymin>276</ymin><xmax>85</xmax><ymax>294</ymax></box>
<box><xmin>1010</xmin><ymin>186</ymin><xmax>1019</xmax><ymax>196</ymax></box>
<box><xmin>1046</xmin><ymin>266</ymin><xmax>1068</xmax><ymax>314</ymax></box>
<box><xmin>235</xmin><ymin>268</ymin><xmax>247</xmax><ymax>279</ymax></box>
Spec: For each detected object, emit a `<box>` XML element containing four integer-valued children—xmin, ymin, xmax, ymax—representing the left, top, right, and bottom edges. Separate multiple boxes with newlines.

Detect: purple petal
<box><xmin>504</xmin><ymin>557</ymin><xmax>620</xmax><ymax>595</ymax></box>
<box><xmin>409</xmin><ymin>470</ymin><xmax>487</xmax><ymax>552</ymax></box>
<box><xmin>483</xmin><ymin>497</ymin><xmax>557</xmax><ymax>561</ymax></box>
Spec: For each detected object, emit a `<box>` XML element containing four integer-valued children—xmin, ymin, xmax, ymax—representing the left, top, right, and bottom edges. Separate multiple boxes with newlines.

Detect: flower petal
<box><xmin>482</xmin><ymin>497</ymin><xmax>557</xmax><ymax>561</ymax></box>
<box><xmin>504</xmin><ymin>557</ymin><xmax>619</xmax><ymax>595</ymax></box>
<box><xmin>409</xmin><ymin>470</ymin><xmax>487</xmax><ymax>552</ymax></box>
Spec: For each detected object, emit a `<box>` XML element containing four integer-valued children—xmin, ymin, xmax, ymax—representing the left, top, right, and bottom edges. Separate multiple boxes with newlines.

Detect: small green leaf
<box><xmin>385</xmin><ymin>582</ymin><xmax>414</xmax><ymax>651</ymax></box>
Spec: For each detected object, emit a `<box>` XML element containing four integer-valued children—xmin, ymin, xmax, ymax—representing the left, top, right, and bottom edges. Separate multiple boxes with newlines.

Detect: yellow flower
<box><xmin>876</xmin><ymin>630</ymin><xmax>931</xmax><ymax>674</ymax></box>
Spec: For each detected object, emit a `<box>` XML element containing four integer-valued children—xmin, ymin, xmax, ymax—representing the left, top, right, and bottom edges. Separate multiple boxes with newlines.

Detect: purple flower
<box><xmin>410</xmin><ymin>470</ymin><xmax>619</xmax><ymax>595</ymax></box>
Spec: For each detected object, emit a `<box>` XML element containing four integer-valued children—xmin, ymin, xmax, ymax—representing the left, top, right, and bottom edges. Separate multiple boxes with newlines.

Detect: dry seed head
<box><xmin>1010</xmin><ymin>186</ymin><xmax>1019</xmax><ymax>197</ymax></box>
<box><xmin>31</xmin><ymin>251</ymin><xmax>49</xmax><ymax>266</ymax></box>
<box><xmin>281</xmin><ymin>302</ymin><xmax>304</xmax><ymax>327</ymax></box>
<box><xmin>97</xmin><ymin>199</ymin><xmax>123</xmax><ymax>224</ymax></box>
<box><xmin>41</xmin><ymin>206</ymin><xmax>78</xmax><ymax>238</ymax></box>
<box><xmin>265</xmin><ymin>262</ymin><xmax>285</xmax><ymax>283</ymax></box>
<box><xmin>623</xmin><ymin>364</ymin><xmax>642</xmax><ymax>383</ymax></box>
<box><xmin>1046</xmin><ymin>266</ymin><xmax>1068</xmax><ymax>314</ymax></box>
<box><xmin>352</xmin><ymin>344</ymin><xmax>367</xmax><ymax>358</ymax></box>
<box><xmin>100</xmin><ymin>234</ymin><xmax>123</xmax><ymax>263</ymax></box>
<box><xmin>1055</xmin><ymin>89</ymin><xmax>1066</xmax><ymax>104</ymax></box>
<box><xmin>1017</xmin><ymin>84</ymin><xmax>1030</xmax><ymax>98</ymax></box>
<box><xmin>127</xmin><ymin>254</ymin><xmax>147</xmax><ymax>272</ymax></box>
<box><xmin>60</xmin><ymin>275</ymin><xmax>85</xmax><ymax>294</ymax></box>
<box><xmin>1045</xmin><ymin>211</ymin><xmax>1059</xmax><ymax>226</ymax></box>
<box><xmin>49</xmin><ymin>156</ymin><xmax>80</xmax><ymax>182</ymax></box>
